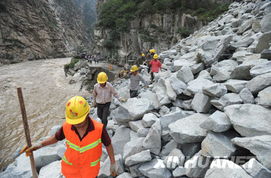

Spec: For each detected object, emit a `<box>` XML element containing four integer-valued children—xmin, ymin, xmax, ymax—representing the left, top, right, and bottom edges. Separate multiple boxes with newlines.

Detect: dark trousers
<box><xmin>130</xmin><ymin>90</ymin><xmax>138</xmax><ymax>98</ymax></box>
<box><xmin>97</xmin><ymin>102</ymin><xmax>111</xmax><ymax>127</ymax></box>
<box><xmin>151</xmin><ymin>72</ymin><xmax>154</xmax><ymax>81</ymax></box>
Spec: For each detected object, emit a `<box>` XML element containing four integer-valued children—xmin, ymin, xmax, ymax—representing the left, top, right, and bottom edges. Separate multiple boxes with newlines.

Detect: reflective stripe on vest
<box><xmin>62</xmin><ymin>156</ymin><xmax>72</xmax><ymax>165</ymax></box>
<box><xmin>90</xmin><ymin>158</ymin><xmax>100</xmax><ymax>167</ymax></box>
<box><xmin>66</xmin><ymin>138</ymin><xmax>102</xmax><ymax>153</ymax></box>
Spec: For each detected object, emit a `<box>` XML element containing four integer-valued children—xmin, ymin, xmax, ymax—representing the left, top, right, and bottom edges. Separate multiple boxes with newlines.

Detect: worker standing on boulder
<box><xmin>145</xmin><ymin>49</ymin><xmax>156</xmax><ymax>73</ymax></box>
<box><xmin>129</xmin><ymin>65</ymin><xmax>148</xmax><ymax>98</ymax></box>
<box><xmin>22</xmin><ymin>96</ymin><xmax>118</xmax><ymax>178</ymax></box>
<box><xmin>93</xmin><ymin>72</ymin><xmax>126</xmax><ymax>127</ymax></box>
<box><xmin>149</xmin><ymin>53</ymin><xmax>162</xmax><ymax>82</ymax></box>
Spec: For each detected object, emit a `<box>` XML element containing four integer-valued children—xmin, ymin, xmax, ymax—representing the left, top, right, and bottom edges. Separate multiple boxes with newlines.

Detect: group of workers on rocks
<box><xmin>20</xmin><ymin>49</ymin><xmax>162</xmax><ymax>178</ymax></box>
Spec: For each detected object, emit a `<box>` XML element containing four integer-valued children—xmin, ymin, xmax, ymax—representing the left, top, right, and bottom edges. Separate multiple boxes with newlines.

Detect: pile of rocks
<box><xmin>1</xmin><ymin>0</ymin><xmax>271</xmax><ymax>177</ymax></box>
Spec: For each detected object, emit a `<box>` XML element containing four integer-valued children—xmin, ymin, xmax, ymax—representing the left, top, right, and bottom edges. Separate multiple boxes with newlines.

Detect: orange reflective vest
<box><xmin>61</xmin><ymin>119</ymin><xmax>103</xmax><ymax>178</ymax></box>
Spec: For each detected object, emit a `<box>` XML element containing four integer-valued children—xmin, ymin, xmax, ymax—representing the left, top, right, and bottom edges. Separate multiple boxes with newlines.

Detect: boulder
<box><xmin>255</xmin><ymin>32</ymin><xmax>271</xmax><ymax>53</ymax></box>
<box><xmin>187</xmin><ymin>78</ymin><xmax>214</xmax><ymax>95</ymax></box>
<box><xmin>163</xmin><ymin>148</ymin><xmax>185</xmax><ymax>170</ymax></box>
<box><xmin>165</xmin><ymin>79</ymin><xmax>177</xmax><ymax>101</ymax></box>
<box><xmin>200</xmin><ymin>111</ymin><xmax>231</xmax><ymax>132</ymax></box>
<box><xmin>176</xmin><ymin>66</ymin><xmax>194</xmax><ymax>83</ymax></box>
<box><xmin>250</xmin><ymin>61</ymin><xmax>271</xmax><ymax>77</ymax></box>
<box><xmin>191</xmin><ymin>92</ymin><xmax>211</xmax><ymax>113</ymax></box>
<box><xmin>137</xmin><ymin>128</ymin><xmax>149</xmax><ymax>137</ymax></box>
<box><xmin>99</xmin><ymin>154</ymin><xmax>124</xmax><ymax>177</ymax></box>
<box><xmin>169</xmin><ymin>76</ymin><xmax>187</xmax><ymax>95</ymax></box>
<box><xmin>224</xmin><ymin>79</ymin><xmax>248</xmax><ymax>93</ymax></box>
<box><xmin>112</xmin><ymin>98</ymin><xmax>152</xmax><ymax>123</ymax></box>
<box><xmin>205</xmin><ymin>159</ymin><xmax>252</xmax><ymax>178</ymax></box>
<box><xmin>173</xmin><ymin>99</ymin><xmax>192</xmax><ymax>110</ymax></box>
<box><xmin>256</xmin><ymin>86</ymin><xmax>271</xmax><ymax>107</ymax></box>
<box><xmin>172</xmin><ymin>166</ymin><xmax>186</xmax><ymax>177</ymax></box>
<box><xmin>261</xmin><ymin>49</ymin><xmax>271</xmax><ymax>60</ymax></box>
<box><xmin>123</xmin><ymin>137</ymin><xmax>145</xmax><ymax>160</ymax></box>
<box><xmin>125</xmin><ymin>150</ymin><xmax>152</xmax><ymax>167</ymax></box>
<box><xmin>116</xmin><ymin>172</ymin><xmax>133</xmax><ymax>178</ymax></box>
<box><xmin>247</xmin><ymin>73</ymin><xmax>271</xmax><ymax>94</ymax></box>
<box><xmin>201</xmin><ymin>132</ymin><xmax>236</xmax><ymax>157</ymax></box>
<box><xmin>237</xmin><ymin>18</ymin><xmax>253</xmax><ymax>35</ymax></box>
<box><xmin>139</xmin><ymin>90</ymin><xmax>161</xmax><ymax>109</ymax></box>
<box><xmin>203</xmin><ymin>84</ymin><xmax>227</xmax><ymax>98</ymax></box>
<box><xmin>211</xmin><ymin>93</ymin><xmax>242</xmax><ymax>110</ymax></box>
<box><xmin>261</xmin><ymin>13</ymin><xmax>271</xmax><ymax>33</ymax></box>
<box><xmin>239</xmin><ymin>88</ymin><xmax>255</xmax><ymax>104</ymax></box>
<box><xmin>232</xmin><ymin>135</ymin><xmax>271</xmax><ymax>169</ymax></box>
<box><xmin>191</xmin><ymin>63</ymin><xmax>205</xmax><ymax>74</ymax></box>
<box><xmin>159</xmin><ymin>110</ymin><xmax>194</xmax><ymax>130</ymax></box>
<box><xmin>152</xmin><ymin>79</ymin><xmax>171</xmax><ymax>105</ymax></box>
<box><xmin>224</xmin><ymin>104</ymin><xmax>271</xmax><ymax>137</ymax></box>
<box><xmin>143</xmin><ymin>120</ymin><xmax>162</xmax><ymax>155</ymax></box>
<box><xmin>230</xmin><ymin>65</ymin><xmax>252</xmax><ymax>80</ymax></box>
<box><xmin>138</xmin><ymin>158</ymin><xmax>172</xmax><ymax>178</ymax></box>
<box><xmin>128</xmin><ymin>120</ymin><xmax>144</xmax><ymax>132</ymax></box>
<box><xmin>160</xmin><ymin>140</ymin><xmax>178</xmax><ymax>157</ymax></box>
<box><xmin>210</xmin><ymin>60</ymin><xmax>238</xmax><ymax>82</ymax></box>
<box><xmin>169</xmin><ymin>113</ymin><xmax>208</xmax><ymax>144</ymax></box>
<box><xmin>39</xmin><ymin>161</ymin><xmax>62</xmax><ymax>178</ymax></box>
<box><xmin>159</xmin><ymin>106</ymin><xmax>170</xmax><ymax>116</ymax></box>
<box><xmin>242</xmin><ymin>158</ymin><xmax>271</xmax><ymax>178</ymax></box>
<box><xmin>111</xmin><ymin>126</ymin><xmax>131</xmax><ymax>155</ymax></box>
<box><xmin>142</xmin><ymin>113</ymin><xmax>158</xmax><ymax>128</ymax></box>
<box><xmin>184</xmin><ymin>151</ymin><xmax>211</xmax><ymax>177</ymax></box>
<box><xmin>180</xmin><ymin>143</ymin><xmax>201</xmax><ymax>158</ymax></box>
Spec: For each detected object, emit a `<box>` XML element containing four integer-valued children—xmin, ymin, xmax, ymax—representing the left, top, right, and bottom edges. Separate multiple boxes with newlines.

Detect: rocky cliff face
<box><xmin>93</xmin><ymin>0</ymin><xmax>235</xmax><ymax>64</ymax></box>
<box><xmin>0</xmin><ymin>0</ymin><xmax>96</xmax><ymax>65</ymax></box>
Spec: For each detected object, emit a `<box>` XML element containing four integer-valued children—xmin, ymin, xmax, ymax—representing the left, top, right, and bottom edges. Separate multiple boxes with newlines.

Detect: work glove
<box><xmin>20</xmin><ymin>143</ymin><xmax>43</xmax><ymax>157</ymax></box>
<box><xmin>119</xmin><ymin>98</ymin><xmax>127</xmax><ymax>103</ymax></box>
<box><xmin>110</xmin><ymin>163</ymin><xmax>118</xmax><ymax>177</ymax></box>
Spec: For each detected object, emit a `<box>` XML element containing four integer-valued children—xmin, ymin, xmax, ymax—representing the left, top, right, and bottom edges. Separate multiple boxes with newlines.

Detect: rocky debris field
<box><xmin>1</xmin><ymin>0</ymin><xmax>271</xmax><ymax>177</ymax></box>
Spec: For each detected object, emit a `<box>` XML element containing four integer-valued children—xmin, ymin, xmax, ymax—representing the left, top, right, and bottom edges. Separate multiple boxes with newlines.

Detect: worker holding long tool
<box><xmin>21</xmin><ymin>96</ymin><xmax>118</xmax><ymax>178</ymax></box>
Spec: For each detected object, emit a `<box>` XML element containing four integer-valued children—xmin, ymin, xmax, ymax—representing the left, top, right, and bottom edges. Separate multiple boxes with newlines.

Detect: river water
<box><xmin>0</xmin><ymin>58</ymin><xmax>90</xmax><ymax>170</ymax></box>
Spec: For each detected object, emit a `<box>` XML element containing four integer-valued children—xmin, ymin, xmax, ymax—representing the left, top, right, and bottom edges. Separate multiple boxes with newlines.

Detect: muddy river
<box><xmin>0</xmin><ymin>58</ymin><xmax>90</xmax><ymax>170</ymax></box>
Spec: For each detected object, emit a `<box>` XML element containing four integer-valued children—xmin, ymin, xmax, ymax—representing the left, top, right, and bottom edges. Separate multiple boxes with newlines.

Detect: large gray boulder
<box><xmin>200</xmin><ymin>111</ymin><xmax>231</xmax><ymax>132</ymax></box>
<box><xmin>139</xmin><ymin>90</ymin><xmax>161</xmax><ymax>109</ymax></box>
<box><xmin>39</xmin><ymin>161</ymin><xmax>63</xmax><ymax>178</ymax></box>
<box><xmin>160</xmin><ymin>140</ymin><xmax>178</xmax><ymax>157</ymax></box>
<box><xmin>191</xmin><ymin>92</ymin><xmax>211</xmax><ymax>113</ymax></box>
<box><xmin>165</xmin><ymin>79</ymin><xmax>177</xmax><ymax>101</ymax></box>
<box><xmin>152</xmin><ymin>79</ymin><xmax>171</xmax><ymax>105</ymax></box>
<box><xmin>123</xmin><ymin>137</ymin><xmax>145</xmax><ymax>159</ymax></box>
<box><xmin>232</xmin><ymin>135</ymin><xmax>271</xmax><ymax>169</ymax></box>
<box><xmin>255</xmin><ymin>32</ymin><xmax>271</xmax><ymax>53</ymax></box>
<box><xmin>169</xmin><ymin>75</ymin><xmax>187</xmax><ymax>95</ymax></box>
<box><xmin>201</xmin><ymin>132</ymin><xmax>236</xmax><ymax>157</ymax></box>
<box><xmin>237</xmin><ymin>18</ymin><xmax>253</xmax><ymax>35</ymax></box>
<box><xmin>242</xmin><ymin>158</ymin><xmax>271</xmax><ymax>178</ymax></box>
<box><xmin>261</xmin><ymin>49</ymin><xmax>271</xmax><ymax>60</ymax></box>
<box><xmin>187</xmin><ymin>78</ymin><xmax>214</xmax><ymax>95</ymax></box>
<box><xmin>225</xmin><ymin>104</ymin><xmax>271</xmax><ymax>137</ymax></box>
<box><xmin>159</xmin><ymin>110</ymin><xmax>194</xmax><ymax>130</ymax></box>
<box><xmin>142</xmin><ymin>113</ymin><xmax>158</xmax><ymax>128</ymax></box>
<box><xmin>210</xmin><ymin>60</ymin><xmax>238</xmax><ymax>82</ymax></box>
<box><xmin>239</xmin><ymin>88</ymin><xmax>255</xmax><ymax>104</ymax></box>
<box><xmin>128</xmin><ymin>120</ymin><xmax>144</xmax><ymax>132</ymax></box>
<box><xmin>205</xmin><ymin>159</ymin><xmax>252</xmax><ymax>178</ymax></box>
<box><xmin>261</xmin><ymin>13</ymin><xmax>271</xmax><ymax>33</ymax></box>
<box><xmin>247</xmin><ymin>73</ymin><xmax>271</xmax><ymax>94</ymax></box>
<box><xmin>143</xmin><ymin>120</ymin><xmax>162</xmax><ymax>155</ymax></box>
<box><xmin>211</xmin><ymin>93</ymin><xmax>242</xmax><ymax>110</ymax></box>
<box><xmin>138</xmin><ymin>159</ymin><xmax>172</xmax><ymax>178</ymax></box>
<box><xmin>184</xmin><ymin>151</ymin><xmax>211</xmax><ymax>177</ymax></box>
<box><xmin>169</xmin><ymin>113</ymin><xmax>209</xmax><ymax>144</ymax></box>
<box><xmin>112</xmin><ymin>98</ymin><xmax>152</xmax><ymax>123</ymax></box>
<box><xmin>250</xmin><ymin>61</ymin><xmax>271</xmax><ymax>77</ymax></box>
<box><xmin>203</xmin><ymin>83</ymin><xmax>227</xmax><ymax>98</ymax></box>
<box><xmin>224</xmin><ymin>79</ymin><xmax>248</xmax><ymax>93</ymax></box>
<box><xmin>111</xmin><ymin>126</ymin><xmax>131</xmax><ymax>155</ymax></box>
<box><xmin>256</xmin><ymin>86</ymin><xmax>271</xmax><ymax>107</ymax></box>
<box><xmin>177</xmin><ymin>66</ymin><xmax>194</xmax><ymax>83</ymax></box>
<box><xmin>125</xmin><ymin>150</ymin><xmax>152</xmax><ymax>167</ymax></box>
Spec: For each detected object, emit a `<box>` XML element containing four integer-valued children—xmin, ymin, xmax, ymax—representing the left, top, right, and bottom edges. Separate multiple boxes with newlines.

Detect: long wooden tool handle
<box><xmin>17</xmin><ymin>88</ymin><xmax>38</xmax><ymax>178</ymax></box>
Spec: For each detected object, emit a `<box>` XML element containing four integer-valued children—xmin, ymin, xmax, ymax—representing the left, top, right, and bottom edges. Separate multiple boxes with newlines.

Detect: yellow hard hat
<box><xmin>153</xmin><ymin>54</ymin><xmax>159</xmax><ymax>59</ymax></box>
<box><xmin>149</xmin><ymin>49</ymin><xmax>156</xmax><ymax>54</ymax></box>
<box><xmin>141</xmin><ymin>53</ymin><xmax>145</xmax><ymax>57</ymax></box>
<box><xmin>130</xmin><ymin>65</ymin><xmax>139</xmax><ymax>72</ymax></box>
<box><xmin>65</xmin><ymin>96</ymin><xmax>90</xmax><ymax>125</ymax></box>
<box><xmin>97</xmin><ymin>72</ymin><xmax>108</xmax><ymax>84</ymax></box>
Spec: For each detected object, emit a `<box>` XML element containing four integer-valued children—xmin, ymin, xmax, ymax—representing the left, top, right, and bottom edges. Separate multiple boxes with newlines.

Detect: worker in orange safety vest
<box><xmin>21</xmin><ymin>96</ymin><xmax>118</xmax><ymax>178</ymax></box>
